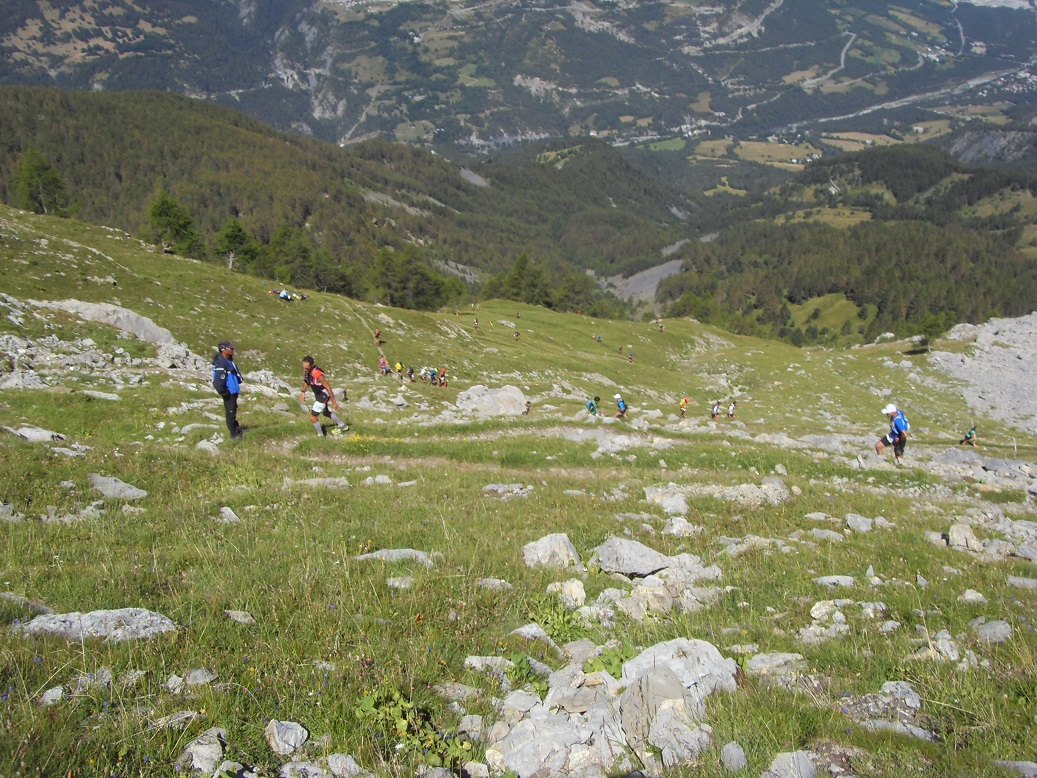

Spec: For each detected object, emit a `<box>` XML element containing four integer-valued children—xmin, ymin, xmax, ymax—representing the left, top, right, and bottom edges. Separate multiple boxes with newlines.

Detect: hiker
<box><xmin>875</xmin><ymin>403</ymin><xmax>910</xmax><ymax>462</ymax></box>
<box><xmin>212</xmin><ymin>340</ymin><xmax>244</xmax><ymax>440</ymax></box>
<box><xmin>474</xmin><ymin>318</ymin><xmax>479</xmax><ymax>329</ymax></box>
<box><xmin>711</xmin><ymin>401</ymin><xmax>721</xmax><ymax>420</ymax></box>
<box><xmin>514</xmin><ymin>331</ymin><xmax>520</xmax><ymax>341</ymax></box>
<box><xmin>959</xmin><ymin>424</ymin><xmax>978</xmax><ymax>447</ymax></box>
<box><xmin>279</xmin><ymin>289</ymin><xmax>292</xmax><ymax>302</ymax></box>
<box><xmin>373</xmin><ymin>328</ymin><xmax>381</xmax><ymax>345</ymax></box>
<box><xmin>300</xmin><ymin>356</ymin><xmax>348</xmax><ymax>436</ymax></box>
<box><xmin>628</xmin><ymin>353</ymin><xmax>634</xmax><ymax>363</ymax></box>
<box><xmin>680</xmin><ymin>397</ymin><xmax>688</xmax><ymax>418</ymax></box>
<box><xmin>439</xmin><ymin>367</ymin><xmax>448</xmax><ymax>387</ymax></box>
<box><xmin>408</xmin><ymin>366</ymin><xmax>415</xmax><ymax>382</ymax></box>
<box><xmin>614</xmin><ymin>393</ymin><xmax>627</xmax><ymax>419</ymax></box>
<box><xmin>378</xmin><ymin>355</ymin><xmax>390</xmax><ymax>376</ymax></box>
<box><xmin>522</xmin><ymin>401</ymin><xmax>531</xmax><ymax>415</ymax></box>
<box><xmin>394</xmin><ymin>361</ymin><xmax>404</xmax><ymax>381</ymax></box>
<box><xmin>727</xmin><ymin>401</ymin><xmax>737</xmax><ymax>419</ymax></box>
<box><xmin>586</xmin><ymin>396</ymin><xmax>600</xmax><ymax>416</ymax></box>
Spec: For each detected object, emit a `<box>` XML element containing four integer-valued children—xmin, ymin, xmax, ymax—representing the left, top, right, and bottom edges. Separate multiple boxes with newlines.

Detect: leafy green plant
<box><xmin>505</xmin><ymin>653</ymin><xmax>549</xmax><ymax>698</ymax></box>
<box><xmin>583</xmin><ymin>641</ymin><xmax>637</xmax><ymax>678</ymax></box>
<box><xmin>355</xmin><ymin>684</ymin><xmax>477</xmax><ymax>768</ymax></box>
<box><xmin>526</xmin><ymin>596</ymin><xmax>586</xmax><ymax>644</ymax></box>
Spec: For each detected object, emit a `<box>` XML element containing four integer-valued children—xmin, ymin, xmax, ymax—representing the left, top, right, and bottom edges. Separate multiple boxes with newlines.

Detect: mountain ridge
<box><xmin>3</xmin><ymin>0</ymin><xmax>1036</xmax><ymax>152</ymax></box>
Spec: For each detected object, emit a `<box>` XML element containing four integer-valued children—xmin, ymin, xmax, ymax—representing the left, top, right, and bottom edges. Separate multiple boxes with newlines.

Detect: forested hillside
<box><xmin>658</xmin><ymin>145</ymin><xmax>1037</xmax><ymax>341</ymax></box>
<box><xmin>0</xmin><ymin>86</ymin><xmax>689</xmax><ymax>314</ymax></box>
<box><xmin>4</xmin><ymin>86</ymin><xmax>1037</xmax><ymax>342</ymax></box>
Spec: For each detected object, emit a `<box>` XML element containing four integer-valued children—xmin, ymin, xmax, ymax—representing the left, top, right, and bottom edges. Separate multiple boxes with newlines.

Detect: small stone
<box><xmin>184</xmin><ymin>667</ymin><xmax>217</xmax><ymax>686</ymax></box>
<box><xmin>948</xmin><ymin>523</ymin><xmax>983</xmax><ymax>552</ymax></box>
<box><xmin>846</xmin><ymin>514</ymin><xmax>873</xmax><ymax>533</ymax></box>
<box><xmin>175</xmin><ymin>727</ymin><xmax>227</xmax><ymax>773</ymax></box>
<box><xmin>924</xmin><ymin>531</ymin><xmax>947</xmax><ymax>546</ymax></box>
<box><xmin>88</xmin><ymin>473</ymin><xmax>147</xmax><ymax>500</ymax></box>
<box><xmin>225</xmin><ymin>609</ymin><xmax>257</xmax><ymax>625</ymax></box>
<box><xmin>327</xmin><ymin>753</ymin><xmax>365</xmax><ymax>777</ymax></box>
<box><xmin>762</xmin><ymin>750</ymin><xmax>816</xmax><ymax>778</ymax></box>
<box><xmin>975</xmin><ymin>620</ymin><xmax>1013</xmax><ymax>644</ymax></box>
<box><xmin>265</xmin><ymin>719</ymin><xmax>309</xmax><ymax>756</ymax></box>
<box><xmin>721</xmin><ymin>741</ymin><xmax>747</xmax><ymax>772</ymax></box>
<box><xmin>814</xmin><ymin>575</ymin><xmax>854</xmax><ymax>588</ymax></box>
<box><xmin>218</xmin><ymin>507</ymin><xmax>240</xmax><ymax>523</ymax></box>
<box><xmin>957</xmin><ymin>589</ymin><xmax>986</xmax><ymax>605</ymax></box>
<box><xmin>39</xmin><ymin>686</ymin><xmax>64</xmax><ymax>706</ymax></box>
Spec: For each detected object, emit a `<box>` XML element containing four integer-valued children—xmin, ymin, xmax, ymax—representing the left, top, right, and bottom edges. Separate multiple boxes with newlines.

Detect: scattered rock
<box><xmin>846</xmin><ymin>513</ymin><xmax>873</xmax><ymax>533</ymax></box>
<box><xmin>218</xmin><ymin>507</ymin><xmax>241</xmax><ymax>523</ymax></box>
<box><xmin>858</xmin><ymin>719</ymin><xmax>936</xmax><ymax>741</ymax></box>
<box><xmin>589</xmin><ymin>537</ymin><xmax>671</xmax><ymax>578</ymax></box>
<box><xmin>38</xmin><ymin>686</ymin><xmax>64</xmax><ymax>706</ymax></box>
<box><xmin>483</xmin><ymin>483</ymin><xmax>534</xmax><ymax>500</ymax></box>
<box><xmin>814</xmin><ymin>575</ymin><xmax>854</xmax><ymax>588</ymax></box>
<box><xmin>354</xmin><ymin>548</ymin><xmax>434</xmax><ymax>567</ymax></box>
<box><xmin>176</xmin><ymin>727</ymin><xmax>227</xmax><ymax>773</ymax></box>
<box><xmin>662</xmin><ymin>516</ymin><xmax>703</xmax><ymax>537</ymax></box>
<box><xmin>88</xmin><ymin>473</ymin><xmax>147</xmax><ymax>500</ymax></box>
<box><xmin>456</xmin><ymin>385</ymin><xmax>527</xmax><ymax>416</ymax></box>
<box><xmin>761</xmin><ymin>750</ymin><xmax>816</xmax><ymax>778</ymax></box>
<box><xmin>2</xmin><ymin>425</ymin><xmax>65</xmax><ymax>443</ymax></box>
<box><xmin>523</xmin><ymin>534</ymin><xmax>583</xmax><ymax>570</ymax></box>
<box><xmin>948</xmin><ymin>523</ymin><xmax>983</xmax><ymax>552</ymax></box>
<box><xmin>265</xmin><ymin>719</ymin><xmax>309</xmax><ymax>756</ymax></box>
<box><xmin>995</xmin><ymin>761</ymin><xmax>1037</xmax><ymax>778</ymax></box>
<box><xmin>957</xmin><ymin>589</ymin><xmax>986</xmax><ymax>605</ymax></box>
<box><xmin>151</xmin><ymin>710</ymin><xmax>202</xmax><ymax>729</ymax></box>
<box><xmin>745</xmin><ymin>653</ymin><xmax>805</xmax><ymax>686</ymax></box>
<box><xmin>546</xmin><ymin>579</ymin><xmax>586</xmax><ymax>609</ymax></box>
<box><xmin>225</xmin><ymin>610</ymin><xmax>256</xmax><ymax>625</ymax></box>
<box><xmin>974</xmin><ymin>619</ymin><xmax>1013</xmax><ymax>644</ymax></box>
<box><xmin>721</xmin><ymin>740</ymin><xmax>747</xmax><ymax>772</ymax></box>
<box><xmin>13</xmin><ymin>608</ymin><xmax>176</xmax><ymax>642</ymax></box>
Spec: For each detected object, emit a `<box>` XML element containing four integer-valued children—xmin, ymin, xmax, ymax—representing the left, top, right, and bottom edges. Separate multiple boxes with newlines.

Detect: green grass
<box><xmin>2</xmin><ymin>205</ymin><xmax>1037</xmax><ymax>776</ymax></box>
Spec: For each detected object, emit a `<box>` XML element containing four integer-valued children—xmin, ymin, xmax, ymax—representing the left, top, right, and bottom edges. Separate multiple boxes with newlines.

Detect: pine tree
<box><xmin>148</xmin><ymin>189</ymin><xmax>205</xmax><ymax>258</ymax></box>
<box><xmin>14</xmin><ymin>147</ymin><xmax>70</xmax><ymax>217</ymax></box>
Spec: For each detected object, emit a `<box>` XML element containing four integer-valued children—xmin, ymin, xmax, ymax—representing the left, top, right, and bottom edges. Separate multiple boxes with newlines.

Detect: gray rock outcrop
<box><xmin>89</xmin><ymin>473</ymin><xmax>147</xmax><ymax>500</ymax></box>
<box><xmin>523</xmin><ymin>534</ymin><xmax>583</xmax><ymax>570</ymax></box>
<box><xmin>13</xmin><ymin>608</ymin><xmax>176</xmax><ymax>642</ymax></box>
<box><xmin>455</xmin><ymin>385</ymin><xmax>527</xmax><ymax>416</ymax></box>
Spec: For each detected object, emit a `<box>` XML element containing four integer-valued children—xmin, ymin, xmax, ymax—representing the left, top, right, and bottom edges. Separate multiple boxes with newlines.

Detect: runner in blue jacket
<box><xmin>875</xmin><ymin>403</ymin><xmax>909</xmax><ymax>462</ymax></box>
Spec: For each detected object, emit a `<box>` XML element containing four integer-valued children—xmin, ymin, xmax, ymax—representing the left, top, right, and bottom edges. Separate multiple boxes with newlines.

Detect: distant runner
<box><xmin>875</xmin><ymin>403</ymin><xmax>910</xmax><ymax>463</ymax></box>
<box><xmin>614</xmin><ymin>393</ymin><xmax>627</xmax><ymax>419</ymax></box>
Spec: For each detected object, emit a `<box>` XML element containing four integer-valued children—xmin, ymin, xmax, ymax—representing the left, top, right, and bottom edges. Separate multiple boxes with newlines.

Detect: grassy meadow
<box><xmin>1</xmin><ymin>205</ymin><xmax>1036</xmax><ymax>776</ymax></box>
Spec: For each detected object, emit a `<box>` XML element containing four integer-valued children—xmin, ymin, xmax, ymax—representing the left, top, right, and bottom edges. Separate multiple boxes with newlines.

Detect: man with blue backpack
<box><xmin>212</xmin><ymin>340</ymin><xmax>244</xmax><ymax>440</ymax></box>
<box><xmin>875</xmin><ymin>403</ymin><xmax>909</xmax><ymax>462</ymax></box>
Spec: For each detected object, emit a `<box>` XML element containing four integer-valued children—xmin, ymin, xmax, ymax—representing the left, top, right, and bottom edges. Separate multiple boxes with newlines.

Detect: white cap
<box><xmin>614</xmin><ymin>394</ymin><xmax>622</xmax><ymax>399</ymax></box>
<box><xmin>882</xmin><ymin>403</ymin><xmax>897</xmax><ymax>415</ymax></box>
